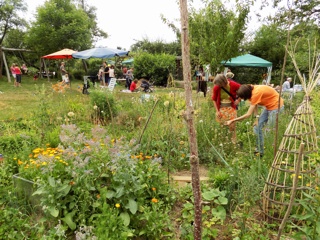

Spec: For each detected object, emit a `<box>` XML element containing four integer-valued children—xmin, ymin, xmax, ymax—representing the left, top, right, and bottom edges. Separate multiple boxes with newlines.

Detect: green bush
<box><xmin>133</xmin><ymin>53</ymin><xmax>176</xmax><ymax>86</ymax></box>
<box><xmin>90</xmin><ymin>90</ymin><xmax>118</xmax><ymax>124</ymax></box>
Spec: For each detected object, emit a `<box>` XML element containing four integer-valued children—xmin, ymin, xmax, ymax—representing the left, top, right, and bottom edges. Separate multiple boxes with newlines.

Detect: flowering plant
<box><xmin>17</xmin><ymin>124</ymin><xmax>175</xmax><ymax>238</ymax></box>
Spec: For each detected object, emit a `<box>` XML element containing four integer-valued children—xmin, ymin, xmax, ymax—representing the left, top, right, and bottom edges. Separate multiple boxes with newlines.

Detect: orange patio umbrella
<box><xmin>42</xmin><ymin>48</ymin><xmax>77</xmax><ymax>59</ymax></box>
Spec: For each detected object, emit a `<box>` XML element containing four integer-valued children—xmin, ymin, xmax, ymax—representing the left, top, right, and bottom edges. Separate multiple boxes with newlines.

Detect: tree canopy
<box><xmin>25</xmin><ymin>0</ymin><xmax>106</xmax><ymax>56</ymax></box>
<box><xmin>0</xmin><ymin>0</ymin><xmax>27</xmax><ymax>45</ymax></box>
<box><xmin>188</xmin><ymin>0</ymin><xmax>250</xmax><ymax>72</ymax></box>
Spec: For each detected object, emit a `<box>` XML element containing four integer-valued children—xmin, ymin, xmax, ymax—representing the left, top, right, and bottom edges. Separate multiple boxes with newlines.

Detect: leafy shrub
<box><xmin>134</xmin><ymin>52</ymin><xmax>176</xmax><ymax>86</ymax></box>
<box><xmin>90</xmin><ymin>90</ymin><xmax>118</xmax><ymax>124</ymax></box>
<box><xmin>16</xmin><ymin>124</ymin><xmax>176</xmax><ymax>238</ymax></box>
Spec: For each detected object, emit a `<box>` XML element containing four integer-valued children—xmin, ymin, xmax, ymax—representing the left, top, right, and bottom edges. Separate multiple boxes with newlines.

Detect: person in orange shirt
<box><xmin>225</xmin><ymin>84</ymin><xmax>284</xmax><ymax>157</ymax></box>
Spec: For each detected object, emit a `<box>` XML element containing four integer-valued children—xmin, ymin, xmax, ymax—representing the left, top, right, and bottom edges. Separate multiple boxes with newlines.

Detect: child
<box><xmin>130</xmin><ymin>79</ymin><xmax>139</xmax><ymax>92</ymax></box>
<box><xmin>33</xmin><ymin>73</ymin><xmax>39</xmax><ymax>81</ymax></box>
<box><xmin>98</xmin><ymin>66</ymin><xmax>104</xmax><ymax>86</ymax></box>
<box><xmin>62</xmin><ymin>73</ymin><xmax>70</xmax><ymax>85</ymax></box>
<box><xmin>14</xmin><ymin>64</ymin><xmax>22</xmax><ymax>87</ymax></box>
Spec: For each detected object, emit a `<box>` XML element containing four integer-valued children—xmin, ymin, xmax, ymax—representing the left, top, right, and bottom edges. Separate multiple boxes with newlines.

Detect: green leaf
<box><xmin>57</xmin><ymin>184</ymin><xmax>71</xmax><ymax>196</ymax></box>
<box><xmin>127</xmin><ymin>198</ymin><xmax>138</xmax><ymax>214</ymax></box>
<box><xmin>115</xmin><ymin>186</ymin><xmax>124</xmax><ymax>198</ymax></box>
<box><xmin>106</xmin><ymin>190</ymin><xmax>115</xmax><ymax>199</ymax></box>
<box><xmin>48</xmin><ymin>206</ymin><xmax>59</xmax><ymax>217</ymax></box>
<box><xmin>48</xmin><ymin>176</ymin><xmax>55</xmax><ymax>187</ymax></box>
<box><xmin>120</xmin><ymin>212</ymin><xmax>130</xmax><ymax>226</ymax></box>
<box><xmin>202</xmin><ymin>191</ymin><xmax>216</xmax><ymax>201</ymax></box>
<box><xmin>62</xmin><ymin>212</ymin><xmax>77</xmax><ymax>230</ymax></box>
<box><xmin>32</xmin><ymin>188</ymin><xmax>44</xmax><ymax>196</ymax></box>
<box><xmin>212</xmin><ymin>205</ymin><xmax>226</xmax><ymax>221</ymax></box>
<box><xmin>215</xmin><ymin>196</ymin><xmax>228</xmax><ymax>205</ymax></box>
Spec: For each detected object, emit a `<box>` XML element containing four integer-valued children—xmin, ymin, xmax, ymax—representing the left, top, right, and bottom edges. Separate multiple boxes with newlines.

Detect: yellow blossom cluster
<box><xmin>131</xmin><ymin>152</ymin><xmax>155</xmax><ymax>160</ymax></box>
<box><xmin>52</xmin><ymin>82</ymin><xmax>70</xmax><ymax>93</ymax></box>
<box><xmin>17</xmin><ymin>146</ymin><xmax>67</xmax><ymax>169</ymax></box>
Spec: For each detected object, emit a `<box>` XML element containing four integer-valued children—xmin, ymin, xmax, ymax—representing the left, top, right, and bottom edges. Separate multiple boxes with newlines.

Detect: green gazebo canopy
<box><xmin>222</xmin><ymin>54</ymin><xmax>272</xmax><ymax>68</ymax></box>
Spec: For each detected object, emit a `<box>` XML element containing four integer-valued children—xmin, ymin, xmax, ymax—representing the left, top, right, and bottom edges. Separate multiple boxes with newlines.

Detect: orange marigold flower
<box><xmin>151</xmin><ymin>198</ymin><xmax>158</xmax><ymax>203</ymax></box>
<box><xmin>69</xmin><ymin>181</ymin><xmax>75</xmax><ymax>185</ymax></box>
<box><xmin>18</xmin><ymin>160</ymin><xmax>24</xmax><ymax>165</ymax></box>
<box><xmin>152</xmin><ymin>187</ymin><xmax>156</xmax><ymax>191</ymax></box>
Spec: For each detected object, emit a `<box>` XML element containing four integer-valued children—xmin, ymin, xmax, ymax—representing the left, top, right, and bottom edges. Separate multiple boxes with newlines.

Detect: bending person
<box><xmin>225</xmin><ymin>84</ymin><xmax>284</xmax><ymax>157</ymax></box>
<box><xmin>212</xmin><ymin>74</ymin><xmax>241</xmax><ymax>143</ymax></box>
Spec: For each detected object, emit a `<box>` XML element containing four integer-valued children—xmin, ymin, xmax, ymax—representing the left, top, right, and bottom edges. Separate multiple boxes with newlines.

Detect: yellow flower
<box><xmin>164</xmin><ymin>101</ymin><xmax>170</xmax><ymax>107</ymax></box>
<box><xmin>42</xmin><ymin>162</ymin><xmax>47</xmax><ymax>166</ymax></box>
<box><xmin>67</xmin><ymin>112</ymin><xmax>75</xmax><ymax>117</ymax></box>
<box><xmin>18</xmin><ymin>160</ymin><xmax>24</xmax><ymax>165</ymax></box>
<box><xmin>115</xmin><ymin>203</ymin><xmax>120</xmax><ymax>208</ymax></box>
<box><xmin>181</xmin><ymin>153</ymin><xmax>186</xmax><ymax>158</ymax></box>
<box><xmin>151</xmin><ymin>198</ymin><xmax>158</xmax><ymax>203</ymax></box>
<box><xmin>152</xmin><ymin>187</ymin><xmax>156</xmax><ymax>191</ymax></box>
<box><xmin>180</xmin><ymin>141</ymin><xmax>184</xmax><ymax>145</ymax></box>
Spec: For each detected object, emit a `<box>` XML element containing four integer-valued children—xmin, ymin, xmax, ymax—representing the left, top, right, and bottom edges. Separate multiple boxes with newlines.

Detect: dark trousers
<box><xmin>197</xmin><ymin>81</ymin><xmax>207</xmax><ymax>97</ymax></box>
<box><xmin>126</xmin><ymin>78</ymin><xmax>132</xmax><ymax>90</ymax></box>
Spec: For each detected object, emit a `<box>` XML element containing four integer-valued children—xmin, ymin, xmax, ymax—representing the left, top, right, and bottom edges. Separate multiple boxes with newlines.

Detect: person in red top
<box><xmin>225</xmin><ymin>84</ymin><xmax>284</xmax><ymax>157</ymax></box>
<box><xmin>130</xmin><ymin>79</ymin><xmax>138</xmax><ymax>92</ymax></box>
<box><xmin>14</xmin><ymin>64</ymin><xmax>22</xmax><ymax>87</ymax></box>
<box><xmin>212</xmin><ymin>74</ymin><xmax>241</xmax><ymax>143</ymax></box>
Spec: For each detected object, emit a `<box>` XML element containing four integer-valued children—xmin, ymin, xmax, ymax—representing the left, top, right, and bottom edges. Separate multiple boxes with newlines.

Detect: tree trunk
<box><xmin>179</xmin><ymin>0</ymin><xmax>202</xmax><ymax>239</ymax></box>
<box><xmin>0</xmin><ymin>46</ymin><xmax>3</xmax><ymax>78</ymax></box>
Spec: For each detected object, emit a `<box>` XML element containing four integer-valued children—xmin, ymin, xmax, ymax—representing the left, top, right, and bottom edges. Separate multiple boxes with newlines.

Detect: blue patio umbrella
<box><xmin>72</xmin><ymin>47</ymin><xmax>129</xmax><ymax>59</ymax></box>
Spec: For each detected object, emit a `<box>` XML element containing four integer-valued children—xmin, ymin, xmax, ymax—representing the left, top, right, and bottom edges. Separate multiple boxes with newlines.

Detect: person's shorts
<box><xmin>62</xmin><ymin>75</ymin><xmax>69</xmax><ymax>83</ymax></box>
<box><xmin>16</xmin><ymin>74</ymin><xmax>22</xmax><ymax>83</ymax></box>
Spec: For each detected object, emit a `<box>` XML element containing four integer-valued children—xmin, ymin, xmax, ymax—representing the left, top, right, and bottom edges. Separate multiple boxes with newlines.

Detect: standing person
<box><xmin>212</xmin><ymin>74</ymin><xmax>241</xmax><ymax>143</ymax></box>
<box><xmin>197</xmin><ymin>66</ymin><xmax>208</xmax><ymax>97</ymax></box>
<box><xmin>14</xmin><ymin>64</ymin><xmax>22</xmax><ymax>87</ymax></box>
<box><xmin>122</xmin><ymin>65</ymin><xmax>128</xmax><ymax>79</ymax></box>
<box><xmin>10</xmin><ymin>63</ymin><xmax>17</xmax><ymax>86</ymax></box>
<box><xmin>103</xmin><ymin>62</ymin><xmax>110</xmax><ymax>86</ymax></box>
<box><xmin>109</xmin><ymin>65</ymin><xmax>115</xmax><ymax>79</ymax></box>
<box><xmin>98</xmin><ymin>66</ymin><xmax>104</xmax><ymax>86</ymax></box>
<box><xmin>225</xmin><ymin>84</ymin><xmax>284</xmax><ymax>157</ymax></box>
<box><xmin>60</xmin><ymin>62</ymin><xmax>68</xmax><ymax>83</ymax></box>
<box><xmin>126</xmin><ymin>67</ymin><xmax>134</xmax><ymax>90</ymax></box>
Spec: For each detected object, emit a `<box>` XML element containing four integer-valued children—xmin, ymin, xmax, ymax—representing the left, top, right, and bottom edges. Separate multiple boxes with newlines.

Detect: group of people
<box><xmin>97</xmin><ymin>62</ymin><xmax>116</xmax><ymax>87</ymax></box>
<box><xmin>10</xmin><ymin>63</ymin><xmax>23</xmax><ymax>87</ymax></box>
<box><xmin>212</xmin><ymin>71</ymin><xmax>285</xmax><ymax>157</ymax></box>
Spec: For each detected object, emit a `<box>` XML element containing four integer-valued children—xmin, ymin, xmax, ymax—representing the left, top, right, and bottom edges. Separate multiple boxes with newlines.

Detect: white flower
<box><xmin>199</xmin><ymin>120</ymin><xmax>203</xmax><ymax>123</ymax></box>
<box><xmin>164</xmin><ymin>101</ymin><xmax>170</xmax><ymax>107</ymax></box>
<box><xmin>67</xmin><ymin>112</ymin><xmax>75</xmax><ymax>117</ymax></box>
<box><xmin>93</xmin><ymin>105</ymin><xmax>98</xmax><ymax>110</ymax></box>
<box><xmin>168</xmin><ymin>91</ymin><xmax>174</xmax><ymax>98</ymax></box>
<box><xmin>219</xmin><ymin>143</ymin><xmax>223</xmax><ymax>147</ymax></box>
<box><xmin>245</xmin><ymin>121</ymin><xmax>250</xmax><ymax>125</ymax></box>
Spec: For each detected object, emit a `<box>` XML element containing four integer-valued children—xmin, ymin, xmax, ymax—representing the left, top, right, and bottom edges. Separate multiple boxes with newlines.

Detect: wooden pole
<box><xmin>2</xmin><ymin>51</ymin><xmax>11</xmax><ymax>82</ymax></box>
<box><xmin>277</xmin><ymin>143</ymin><xmax>304</xmax><ymax>239</ymax></box>
<box><xmin>179</xmin><ymin>0</ymin><xmax>202</xmax><ymax>239</ymax></box>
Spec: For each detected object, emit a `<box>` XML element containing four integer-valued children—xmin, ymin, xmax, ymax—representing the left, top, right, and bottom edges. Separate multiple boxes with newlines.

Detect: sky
<box><xmin>22</xmin><ymin>0</ymin><xmax>201</xmax><ymax>50</ymax></box>
<box><xmin>22</xmin><ymin>0</ymin><xmax>269</xmax><ymax>50</ymax></box>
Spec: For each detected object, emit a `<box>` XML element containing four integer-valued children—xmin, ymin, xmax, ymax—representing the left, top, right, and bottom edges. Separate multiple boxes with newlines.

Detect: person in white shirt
<box><xmin>282</xmin><ymin>77</ymin><xmax>292</xmax><ymax>92</ymax></box>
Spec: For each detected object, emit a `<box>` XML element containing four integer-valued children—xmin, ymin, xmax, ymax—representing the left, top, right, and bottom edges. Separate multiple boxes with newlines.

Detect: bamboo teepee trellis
<box><xmin>262</xmin><ymin>40</ymin><xmax>320</xmax><ymax>222</ymax></box>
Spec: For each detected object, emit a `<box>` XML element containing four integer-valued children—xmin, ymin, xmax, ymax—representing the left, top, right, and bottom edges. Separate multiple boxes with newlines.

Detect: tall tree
<box><xmin>25</xmin><ymin>0</ymin><xmax>106</xmax><ymax>56</ymax></box>
<box><xmin>131</xmin><ymin>38</ymin><xmax>181</xmax><ymax>55</ymax></box>
<box><xmin>0</xmin><ymin>0</ymin><xmax>27</xmax><ymax>77</ymax></box>
<box><xmin>188</xmin><ymin>0</ymin><xmax>250</xmax><ymax>71</ymax></box>
<box><xmin>0</xmin><ymin>0</ymin><xmax>27</xmax><ymax>45</ymax></box>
